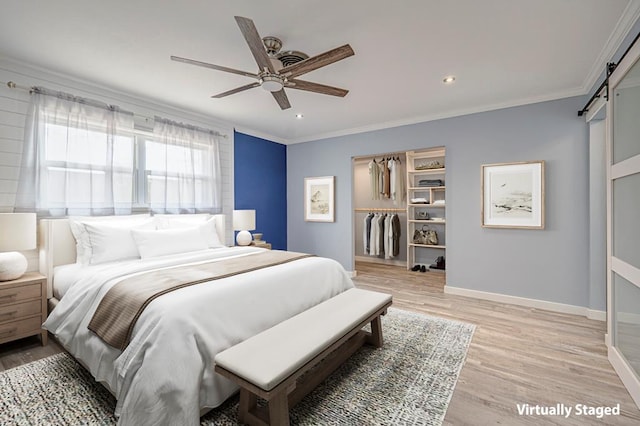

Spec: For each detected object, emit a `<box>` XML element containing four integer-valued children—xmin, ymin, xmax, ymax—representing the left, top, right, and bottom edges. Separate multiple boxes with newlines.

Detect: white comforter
<box><xmin>44</xmin><ymin>247</ymin><xmax>354</xmax><ymax>426</ymax></box>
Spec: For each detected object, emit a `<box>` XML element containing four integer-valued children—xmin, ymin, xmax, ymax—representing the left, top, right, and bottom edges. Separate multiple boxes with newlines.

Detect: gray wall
<box><xmin>288</xmin><ymin>95</ymin><xmax>592</xmax><ymax>308</ymax></box>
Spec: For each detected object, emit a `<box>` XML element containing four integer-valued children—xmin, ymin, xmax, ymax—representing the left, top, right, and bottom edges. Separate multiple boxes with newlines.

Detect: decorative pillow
<box><xmin>83</xmin><ymin>220</ymin><xmax>156</xmax><ymax>265</ymax></box>
<box><xmin>154</xmin><ymin>214</ymin><xmax>210</xmax><ymax>229</ymax></box>
<box><xmin>162</xmin><ymin>217</ymin><xmax>223</xmax><ymax>248</ymax></box>
<box><xmin>131</xmin><ymin>227</ymin><xmax>209</xmax><ymax>259</ymax></box>
<box><xmin>68</xmin><ymin>214</ymin><xmax>152</xmax><ymax>265</ymax></box>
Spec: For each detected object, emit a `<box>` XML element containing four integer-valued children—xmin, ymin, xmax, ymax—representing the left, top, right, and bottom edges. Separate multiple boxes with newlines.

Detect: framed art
<box><xmin>304</xmin><ymin>176</ymin><xmax>335</xmax><ymax>222</ymax></box>
<box><xmin>481</xmin><ymin>161</ymin><xmax>545</xmax><ymax>229</ymax></box>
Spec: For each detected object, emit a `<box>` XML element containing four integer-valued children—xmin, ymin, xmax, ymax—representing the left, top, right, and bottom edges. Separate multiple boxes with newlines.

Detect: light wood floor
<box><xmin>1</xmin><ymin>262</ymin><xmax>639</xmax><ymax>425</ymax></box>
<box><xmin>354</xmin><ymin>261</ymin><xmax>640</xmax><ymax>425</ymax></box>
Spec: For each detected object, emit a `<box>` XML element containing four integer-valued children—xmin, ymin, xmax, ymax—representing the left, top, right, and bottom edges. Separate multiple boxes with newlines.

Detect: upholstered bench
<box><xmin>214</xmin><ymin>288</ymin><xmax>393</xmax><ymax>426</ymax></box>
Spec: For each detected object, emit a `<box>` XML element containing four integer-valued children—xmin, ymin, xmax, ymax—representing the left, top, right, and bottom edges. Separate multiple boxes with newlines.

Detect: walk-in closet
<box><xmin>352</xmin><ymin>153</ymin><xmax>407</xmax><ymax>268</ymax></box>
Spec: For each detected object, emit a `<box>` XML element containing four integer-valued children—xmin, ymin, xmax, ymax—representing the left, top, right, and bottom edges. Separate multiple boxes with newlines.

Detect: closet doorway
<box><xmin>352</xmin><ymin>153</ymin><xmax>407</xmax><ymax>270</ymax></box>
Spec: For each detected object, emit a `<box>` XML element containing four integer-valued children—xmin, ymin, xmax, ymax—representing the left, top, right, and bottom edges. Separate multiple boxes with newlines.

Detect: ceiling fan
<box><xmin>171</xmin><ymin>16</ymin><xmax>354</xmax><ymax>110</ymax></box>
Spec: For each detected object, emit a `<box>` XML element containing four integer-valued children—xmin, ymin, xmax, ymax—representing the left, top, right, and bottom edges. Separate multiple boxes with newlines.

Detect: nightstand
<box><xmin>0</xmin><ymin>272</ymin><xmax>47</xmax><ymax>346</ymax></box>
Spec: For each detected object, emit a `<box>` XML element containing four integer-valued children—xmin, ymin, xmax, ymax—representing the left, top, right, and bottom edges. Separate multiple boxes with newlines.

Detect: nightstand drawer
<box><xmin>0</xmin><ymin>315</ymin><xmax>43</xmax><ymax>343</ymax></box>
<box><xmin>0</xmin><ymin>283</ymin><xmax>42</xmax><ymax>307</ymax></box>
<box><xmin>0</xmin><ymin>300</ymin><xmax>42</xmax><ymax>324</ymax></box>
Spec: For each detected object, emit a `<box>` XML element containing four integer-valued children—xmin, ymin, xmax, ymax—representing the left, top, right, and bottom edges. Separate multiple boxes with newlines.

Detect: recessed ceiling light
<box><xmin>295</xmin><ymin>113</ymin><xmax>304</xmax><ymax>119</ymax></box>
<box><xmin>443</xmin><ymin>76</ymin><xmax>456</xmax><ymax>84</ymax></box>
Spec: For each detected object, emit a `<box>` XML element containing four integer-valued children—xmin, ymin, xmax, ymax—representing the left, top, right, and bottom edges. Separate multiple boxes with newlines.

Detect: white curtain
<box><xmin>15</xmin><ymin>90</ymin><xmax>135</xmax><ymax>216</ymax></box>
<box><xmin>148</xmin><ymin>117</ymin><xmax>222</xmax><ymax>214</ymax></box>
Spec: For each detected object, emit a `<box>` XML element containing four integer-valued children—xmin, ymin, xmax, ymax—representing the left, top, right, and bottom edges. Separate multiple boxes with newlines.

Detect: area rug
<box><xmin>0</xmin><ymin>308</ymin><xmax>475</xmax><ymax>425</ymax></box>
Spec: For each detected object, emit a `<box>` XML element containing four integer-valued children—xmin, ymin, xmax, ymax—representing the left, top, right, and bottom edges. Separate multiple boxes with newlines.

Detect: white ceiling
<box><xmin>1</xmin><ymin>0</ymin><xmax>639</xmax><ymax>144</ymax></box>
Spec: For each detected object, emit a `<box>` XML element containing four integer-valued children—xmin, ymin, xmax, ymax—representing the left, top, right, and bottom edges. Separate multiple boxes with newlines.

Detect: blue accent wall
<box><xmin>234</xmin><ymin>131</ymin><xmax>287</xmax><ymax>250</ymax></box>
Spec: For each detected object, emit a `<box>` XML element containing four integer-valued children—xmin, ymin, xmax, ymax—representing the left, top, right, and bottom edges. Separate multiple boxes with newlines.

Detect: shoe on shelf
<box><xmin>430</xmin><ymin>256</ymin><xmax>446</xmax><ymax>270</ymax></box>
<box><xmin>411</xmin><ymin>264</ymin><xmax>421</xmax><ymax>271</ymax></box>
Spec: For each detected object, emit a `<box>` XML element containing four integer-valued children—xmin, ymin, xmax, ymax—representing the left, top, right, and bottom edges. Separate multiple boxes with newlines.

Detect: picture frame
<box><xmin>481</xmin><ymin>161</ymin><xmax>545</xmax><ymax>229</ymax></box>
<box><xmin>304</xmin><ymin>176</ymin><xmax>335</xmax><ymax>222</ymax></box>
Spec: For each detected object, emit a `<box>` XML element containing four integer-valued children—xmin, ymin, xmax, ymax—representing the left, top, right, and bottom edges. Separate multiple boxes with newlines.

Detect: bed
<box><xmin>39</xmin><ymin>214</ymin><xmax>355</xmax><ymax>425</ymax></box>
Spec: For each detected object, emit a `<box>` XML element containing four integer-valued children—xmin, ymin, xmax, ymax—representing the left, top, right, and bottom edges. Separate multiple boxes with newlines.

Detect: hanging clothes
<box><xmin>363</xmin><ymin>213</ymin><xmax>374</xmax><ymax>254</ymax></box>
<box><xmin>383</xmin><ymin>160</ymin><xmax>391</xmax><ymax>198</ymax></box>
<box><xmin>368</xmin><ymin>159</ymin><xmax>380</xmax><ymax>200</ymax></box>
<box><xmin>378</xmin><ymin>213</ymin><xmax>386</xmax><ymax>254</ymax></box>
<box><xmin>369</xmin><ymin>213</ymin><xmax>380</xmax><ymax>256</ymax></box>
<box><xmin>384</xmin><ymin>214</ymin><xmax>392</xmax><ymax>259</ymax></box>
<box><xmin>391</xmin><ymin>213</ymin><xmax>401</xmax><ymax>257</ymax></box>
<box><xmin>390</xmin><ymin>158</ymin><xmax>405</xmax><ymax>206</ymax></box>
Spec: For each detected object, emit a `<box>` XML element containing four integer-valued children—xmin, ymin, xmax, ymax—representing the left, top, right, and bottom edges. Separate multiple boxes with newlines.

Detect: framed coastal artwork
<box><xmin>304</xmin><ymin>176</ymin><xmax>335</xmax><ymax>222</ymax></box>
<box><xmin>481</xmin><ymin>161</ymin><xmax>545</xmax><ymax>229</ymax></box>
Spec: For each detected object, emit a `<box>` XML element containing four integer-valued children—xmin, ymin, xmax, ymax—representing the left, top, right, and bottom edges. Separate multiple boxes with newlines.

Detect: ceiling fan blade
<box><xmin>286</xmin><ymin>79</ymin><xmax>349</xmax><ymax>97</ymax></box>
<box><xmin>271</xmin><ymin>89</ymin><xmax>291</xmax><ymax>110</ymax></box>
<box><xmin>211</xmin><ymin>82</ymin><xmax>261</xmax><ymax>98</ymax></box>
<box><xmin>234</xmin><ymin>16</ymin><xmax>275</xmax><ymax>73</ymax></box>
<box><xmin>171</xmin><ymin>56</ymin><xmax>258</xmax><ymax>79</ymax></box>
<box><xmin>280</xmin><ymin>44</ymin><xmax>354</xmax><ymax>79</ymax></box>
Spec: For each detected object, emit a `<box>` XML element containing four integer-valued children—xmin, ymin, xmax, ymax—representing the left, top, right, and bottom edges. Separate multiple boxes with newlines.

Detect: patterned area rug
<box><xmin>0</xmin><ymin>308</ymin><xmax>475</xmax><ymax>425</ymax></box>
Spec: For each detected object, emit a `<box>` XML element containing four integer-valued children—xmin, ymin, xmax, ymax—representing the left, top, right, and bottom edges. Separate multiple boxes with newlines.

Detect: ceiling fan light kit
<box><xmin>171</xmin><ymin>16</ymin><xmax>354</xmax><ymax>110</ymax></box>
<box><xmin>261</xmin><ymin>75</ymin><xmax>284</xmax><ymax>92</ymax></box>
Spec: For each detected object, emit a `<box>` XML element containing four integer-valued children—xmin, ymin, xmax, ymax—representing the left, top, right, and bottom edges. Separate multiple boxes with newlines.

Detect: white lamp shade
<box><xmin>233</xmin><ymin>210</ymin><xmax>256</xmax><ymax>231</ymax></box>
<box><xmin>0</xmin><ymin>213</ymin><xmax>36</xmax><ymax>252</ymax></box>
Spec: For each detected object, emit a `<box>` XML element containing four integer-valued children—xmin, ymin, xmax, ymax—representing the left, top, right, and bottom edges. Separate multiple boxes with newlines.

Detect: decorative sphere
<box><xmin>0</xmin><ymin>252</ymin><xmax>28</xmax><ymax>281</ymax></box>
<box><xmin>236</xmin><ymin>230</ymin><xmax>253</xmax><ymax>246</ymax></box>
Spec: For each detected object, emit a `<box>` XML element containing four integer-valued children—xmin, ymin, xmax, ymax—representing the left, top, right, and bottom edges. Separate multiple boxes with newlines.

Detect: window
<box><xmin>42</xmin><ymin>119</ymin><xmax>134</xmax><ymax>210</ymax></box>
<box><xmin>16</xmin><ymin>91</ymin><xmax>222</xmax><ymax>216</ymax></box>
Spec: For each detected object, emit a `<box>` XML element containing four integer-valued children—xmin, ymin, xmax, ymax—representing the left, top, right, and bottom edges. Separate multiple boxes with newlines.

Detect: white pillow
<box><xmin>84</xmin><ymin>221</ymin><xmax>156</xmax><ymax>265</ymax></box>
<box><xmin>162</xmin><ymin>217</ymin><xmax>223</xmax><ymax>248</ymax></box>
<box><xmin>131</xmin><ymin>227</ymin><xmax>209</xmax><ymax>259</ymax></box>
<box><xmin>154</xmin><ymin>214</ymin><xmax>210</xmax><ymax>229</ymax></box>
<box><xmin>68</xmin><ymin>214</ymin><xmax>152</xmax><ymax>264</ymax></box>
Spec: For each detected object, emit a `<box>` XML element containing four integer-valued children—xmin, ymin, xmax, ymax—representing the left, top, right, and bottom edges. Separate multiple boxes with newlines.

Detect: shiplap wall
<box><xmin>0</xmin><ymin>58</ymin><xmax>235</xmax><ymax>272</ymax></box>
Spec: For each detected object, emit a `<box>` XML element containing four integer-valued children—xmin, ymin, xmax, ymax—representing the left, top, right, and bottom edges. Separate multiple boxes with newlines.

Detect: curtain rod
<box><xmin>578</xmin><ymin>30</ymin><xmax>640</xmax><ymax>117</ymax></box>
<box><xmin>4</xmin><ymin>81</ymin><xmax>227</xmax><ymax>138</ymax></box>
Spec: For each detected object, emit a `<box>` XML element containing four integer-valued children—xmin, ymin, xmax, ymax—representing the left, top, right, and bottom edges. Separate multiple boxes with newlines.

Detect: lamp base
<box><xmin>0</xmin><ymin>251</ymin><xmax>28</xmax><ymax>281</ymax></box>
<box><xmin>236</xmin><ymin>230</ymin><xmax>253</xmax><ymax>246</ymax></box>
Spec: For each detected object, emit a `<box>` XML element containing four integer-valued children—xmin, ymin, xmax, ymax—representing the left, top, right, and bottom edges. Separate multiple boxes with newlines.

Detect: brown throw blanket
<box><xmin>88</xmin><ymin>250</ymin><xmax>313</xmax><ymax>350</ymax></box>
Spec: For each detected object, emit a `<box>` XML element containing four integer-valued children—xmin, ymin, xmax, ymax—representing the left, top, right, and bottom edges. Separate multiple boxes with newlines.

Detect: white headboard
<box><xmin>39</xmin><ymin>214</ymin><xmax>226</xmax><ymax>299</ymax></box>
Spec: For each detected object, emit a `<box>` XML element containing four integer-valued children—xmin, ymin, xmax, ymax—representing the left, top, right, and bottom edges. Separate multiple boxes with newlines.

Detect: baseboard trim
<box><xmin>444</xmin><ymin>286</ymin><xmax>606</xmax><ymax>321</ymax></box>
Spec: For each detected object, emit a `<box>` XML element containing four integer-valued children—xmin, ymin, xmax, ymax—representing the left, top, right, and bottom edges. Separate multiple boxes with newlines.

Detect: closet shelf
<box><xmin>407</xmin><ymin>168</ymin><xmax>445</xmax><ymax>175</ymax></box>
<box><xmin>408</xmin><ymin>186</ymin><xmax>445</xmax><ymax>191</ymax></box>
<box><xmin>408</xmin><ymin>219</ymin><xmax>446</xmax><ymax>224</ymax></box>
<box><xmin>408</xmin><ymin>243</ymin><xmax>446</xmax><ymax>249</ymax></box>
<box><xmin>406</xmin><ymin>148</ymin><xmax>447</xmax><ymax>273</ymax></box>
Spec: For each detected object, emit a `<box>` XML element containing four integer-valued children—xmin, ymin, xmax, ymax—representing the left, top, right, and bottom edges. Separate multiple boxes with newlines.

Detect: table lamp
<box><xmin>233</xmin><ymin>210</ymin><xmax>256</xmax><ymax>246</ymax></box>
<box><xmin>0</xmin><ymin>213</ymin><xmax>37</xmax><ymax>281</ymax></box>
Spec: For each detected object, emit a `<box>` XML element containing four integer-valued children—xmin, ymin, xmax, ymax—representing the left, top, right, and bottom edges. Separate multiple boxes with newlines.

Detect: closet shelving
<box><xmin>406</xmin><ymin>147</ymin><xmax>446</xmax><ymax>271</ymax></box>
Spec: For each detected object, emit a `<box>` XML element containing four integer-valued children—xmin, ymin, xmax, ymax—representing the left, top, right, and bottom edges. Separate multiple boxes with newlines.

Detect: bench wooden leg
<box><xmin>268</xmin><ymin>391</ymin><xmax>290</xmax><ymax>425</ymax></box>
<box><xmin>368</xmin><ymin>315</ymin><xmax>383</xmax><ymax>348</ymax></box>
<box><xmin>238</xmin><ymin>388</ymin><xmax>257</xmax><ymax>424</ymax></box>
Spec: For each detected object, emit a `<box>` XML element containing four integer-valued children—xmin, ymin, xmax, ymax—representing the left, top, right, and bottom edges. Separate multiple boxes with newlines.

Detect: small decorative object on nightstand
<box><xmin>250</xmin><ymin>240</ymin><xmax>272</xmax><ymax>250</ymax></box>
<box><xmin>0</xmin><ymin>272</ymin><xmax>48</xmax><ymax>346</ymax></box>
<box><xmin>233</xmin><ymin>209</ymin><xmax>256</xmax><ymax>246</ymax></box>
<box><xmin>0</xmin><ymin>213</ymin><xmax>37</xmax><ymax>281</ymax></box>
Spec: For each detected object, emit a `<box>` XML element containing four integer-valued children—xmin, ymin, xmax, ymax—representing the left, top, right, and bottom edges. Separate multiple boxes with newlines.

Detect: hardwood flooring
<box><xmin>353</xmin><ymin>261</ymin><xmax>640</xmax><ymax>425</ymax></box>
<box><xmin>1</xmin><ymin>262</ymin><xmax>638</xmax><ymax>425</ymax></box>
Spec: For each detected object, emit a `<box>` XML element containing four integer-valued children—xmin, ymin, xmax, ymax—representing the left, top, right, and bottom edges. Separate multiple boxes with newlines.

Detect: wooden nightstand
<box><xmin>0</xmin><ymin>272</ymin><xmax>47</xmax><ymax>346</ymax></box>
<box><xmin>250</xmin><ymin>241</ymin><xmax>272</xmax><ymax>250</ymax></box>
